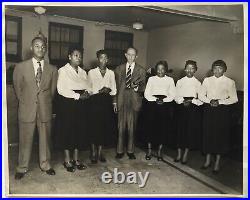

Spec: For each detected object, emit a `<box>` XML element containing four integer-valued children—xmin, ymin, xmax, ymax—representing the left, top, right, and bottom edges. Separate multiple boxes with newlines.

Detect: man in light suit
<box><xmin>114</xmin><ymin>47</ymin><xmax>146</xmax><ymax>159</ymax></box>
<box><xmin>13</xmin><ymin>36</ymin><xmax>58</xmax><ymax>179</ymax></box>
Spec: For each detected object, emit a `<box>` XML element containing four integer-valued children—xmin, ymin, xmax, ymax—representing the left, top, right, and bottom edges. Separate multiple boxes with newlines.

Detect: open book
<box><xmin>183</xmin><ymin>97</ymin><xmax>194</xmax><ymax>101</ymax></box>
<box><xmin>153</xmin><ymin>95</ymin><xmax>167</xmax><ymax>100</ymax></box>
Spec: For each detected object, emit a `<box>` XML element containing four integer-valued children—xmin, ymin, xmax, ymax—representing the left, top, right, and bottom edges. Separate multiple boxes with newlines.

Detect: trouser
<box><xmin>16</xmin><ymin>112</ymin><xmax>52</xmax><ymax>173</ymax></box>
<box><xmin>117</xmin><ymin>90</ymin><xmax>139</xmax><ymax>154</ymax></box>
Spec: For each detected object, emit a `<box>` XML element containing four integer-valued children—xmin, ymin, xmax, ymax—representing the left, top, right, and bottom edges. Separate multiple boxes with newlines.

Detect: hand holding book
<box><xmin>183</xmin><ymin>97</ymin><xmax>193</xmax><ymax>107</ymax></box>
<box><xmin>210</xmin><ymin>99</ymin><xmax>219</xmax><ymax>107</ymax></box>
<box><xmin>79</xmin><ymin>90</ymin><xmax>90</xmax><ymax>100</ymax></box>
<box><xmin>99</xmin><ymin>87</ymin><xmax>111</xmax><ymax>94</ymax></box>
<box><xmin>153</xmin><ymin>95</ymin><xmax>167</xmax><ymax>105</ymax></box>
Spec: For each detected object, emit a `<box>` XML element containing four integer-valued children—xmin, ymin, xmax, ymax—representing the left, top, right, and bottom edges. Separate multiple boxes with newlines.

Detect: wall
<box><xmin>147</xmin><ymin>20</ymin><xmax>244</xmax><ymax>90</ymax></box>
<box><xmin>4</xmin><ymin>9</ymin><xmax>149</xmax><ymax>144</ymax></box>
<box><xmin>5</xmin><ymin>9</ymin><xmax>149</xmax><ymax>69</ymax></box>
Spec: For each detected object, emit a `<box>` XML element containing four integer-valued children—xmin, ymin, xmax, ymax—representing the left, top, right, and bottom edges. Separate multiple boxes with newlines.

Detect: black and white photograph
<box><xmin>2</xmin><ymin>2</ymin><xmax>247</xmax><ymax>197</ymax></box>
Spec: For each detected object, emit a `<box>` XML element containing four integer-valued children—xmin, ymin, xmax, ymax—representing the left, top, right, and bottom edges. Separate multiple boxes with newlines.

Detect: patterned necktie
<box><xmin>36</xmin><ymin>61</ymin><xmax>42</xmax><ymax>87</ymax></box>
<box><xmin>126</xmin><ymin>65</ymin><xmax>132</xmax><ymax>89</ymax></box>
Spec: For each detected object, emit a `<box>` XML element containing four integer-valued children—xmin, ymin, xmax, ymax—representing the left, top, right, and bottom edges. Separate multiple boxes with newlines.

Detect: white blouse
<box><xmin>175</xmin><ymin>76</ymin><xmax>203</xmax><ymax>106</ymax></box>
<box><xmin>57</xmin><ymin>63</ymin><xmax>90</xmax><ymax>100</ymax></box>
<box><xmin>199</xmin><ymin>75</ymin><xmax>238</xmax><ymax>105</ymax></box>
<box><xmin>88</xmin><ymin>67</ymin><xmax>117</xmax><ymax>96</ymax></box>
<box><xmin>144</xmin><ymin>75</ymin><xmax>176</xmax><ymax>102</ymax></box>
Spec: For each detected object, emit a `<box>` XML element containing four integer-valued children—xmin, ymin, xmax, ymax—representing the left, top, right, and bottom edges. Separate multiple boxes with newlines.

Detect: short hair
<box><xmin>31</xmin><ymin>36</ymin><xmax>47</xmax><ymax>46</ymax></box>
<box><xmin>212</xmin><ymin>60</ymin><xmax>227</xmax><ymax>72</ymax></box>
<box><xmin>155</xmin><ymin>60</ymin><xmax>168</xmax><ymax>72</ymax></box>
<box><xmin>185</xmin><ymin>60</ymin><xmax>198</xmax><ymax>71</ymax></box>
<box><xmin>125</xmin><ymin>47</ymin><xmax>138</xmax><ymax>55</ymax></box>
<box><xmin>96</xmin><ymin>49</ymin><xmax>108</xmax><ymax>58</ymax></box>
<box><xmin>68</xmin><ymin>46</ymin><xmax>83</xmax><ymax>56</ymax></box>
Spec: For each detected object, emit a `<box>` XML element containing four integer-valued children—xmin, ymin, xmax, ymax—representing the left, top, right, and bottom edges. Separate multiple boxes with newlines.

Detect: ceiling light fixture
<box><xmin>34</xmin><ymin>6</ymin><xmax>46</xmax><ymax>15</ymax></box>
<box><xmin>132</xmin><ymin>20</ymin><xmax>143</xmax><ymax>30</ymax></box>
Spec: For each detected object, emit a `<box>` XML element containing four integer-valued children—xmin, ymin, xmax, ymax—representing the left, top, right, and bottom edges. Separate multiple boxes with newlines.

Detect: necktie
<box><xmin>36</xmin><ymin>61</ymin><xmax>42</xmax><ymax>87</ymax></box>
<box><xmin>126</xmin><ymin>65</ymin><xmax>132</xmax><ymax>89</ymax></box>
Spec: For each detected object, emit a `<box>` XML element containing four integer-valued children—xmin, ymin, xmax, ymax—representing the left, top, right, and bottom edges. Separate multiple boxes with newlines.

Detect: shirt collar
<box><xmin>126</xmin><ymin>62</ymin><xmax>135</xmax><ymax>69</ymax></box>
<box><xmin>97</xmin><ymin>66</ymin><xmax>109</xmax><ymax>71</ymax></box>
<box><xmin>213</xmin><ymin>75</ymin><xmax>225</xmax><ymax>79</ymax></box>
<box><xmin>156</xmin><ymin>75</ymin><xmax>167</xmax><ymax>79</ymax></box>
<box><xmin>66</xmin><ymin>63</ymin><xmax>80</xmax><ymax>73</ymax></box>
<box><xmin>32</xmin><ymin>57</ymin><xmax>44</xmax><ymax>66</ymax></box>
<box><xmin>185</xmin><ymin>76</ymin><xmax>194</xmax><ymax>79</ymax></box>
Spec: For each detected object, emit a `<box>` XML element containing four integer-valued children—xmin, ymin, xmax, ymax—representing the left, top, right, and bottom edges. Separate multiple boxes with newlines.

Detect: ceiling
<box><xmin>6</xmin><ymin>5</ymin><xmax>227</xmax><ymax>30</ymax></box>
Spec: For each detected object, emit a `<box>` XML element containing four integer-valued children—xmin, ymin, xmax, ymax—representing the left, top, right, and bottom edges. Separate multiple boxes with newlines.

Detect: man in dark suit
<box><xmin>114</xmin><ymin>47</ymin><xmax>146</xmax><ymax>159</ymax></box>
<box><xmin>13</xmin><ymin>35</ymin><xmax>58</xmax><ymax>179</ymax></box>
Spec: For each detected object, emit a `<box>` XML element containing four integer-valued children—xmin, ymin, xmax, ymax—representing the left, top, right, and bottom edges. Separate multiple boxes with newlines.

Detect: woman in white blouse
<box><xmin>174</xmin><ymin>60</ymin><xmax>203</xmax><ymax>164</ymax></box>
<box><xmin>55</xmin><ymin>47</ymin><xmax>90</xmax><ymax>172</ymax></box>
<box><xmin>199</xmin><ymin>60</ymin><xmax>238</xmax><ymax>174</ymax></box>
<box><xmin>87</xmin><ymin>50</ymin><xmax>117</xmax><ymax>163</ymax></box>
<box><xmin>144</xmin><ymin>60</ymin><xmax>176</xmax><ymax>161</ymax></box>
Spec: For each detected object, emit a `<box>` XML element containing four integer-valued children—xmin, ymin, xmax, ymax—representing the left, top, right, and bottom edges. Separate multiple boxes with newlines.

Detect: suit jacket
<box><xmin>114</xmin><ymin>63</ymin><xmax>146</xmax><ymax>112</ymax></box>
<box><xmin>13</xmin><ymin>59</ymin><xmax>58</xmax><ymax>123</ymax></box>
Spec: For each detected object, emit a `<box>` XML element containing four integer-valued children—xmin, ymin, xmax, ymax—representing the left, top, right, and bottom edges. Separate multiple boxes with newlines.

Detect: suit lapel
<box><xmin>38</xmin><ymin>60</ymin><xmax>49</xmax><ymax>91</ymax></box>
<box><xmin>28</xmin><ymin>59</ymin><xmax>39</xmax><ymax>91</ymax></box>
<box><xmin>131</xmin><ymin>63</ymin><xmax>140</xmax><ymax>82</ymax></box>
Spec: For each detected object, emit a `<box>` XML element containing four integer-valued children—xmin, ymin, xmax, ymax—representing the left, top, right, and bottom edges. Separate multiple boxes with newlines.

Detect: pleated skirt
<box><xmin>175</xmin><ymin>103</ymin><xmax>202</xmax><ymax>150</ymax></box>
<box><xmin>143</xmin><ymin>101</ymin><xmax>173</xmax><ymax>147</ymax></box>
<box><xmin>202</xmin><ymin>104</ymin><xmax>231</xmax><ymax>154</ymax></box>
<box><xmin>54</xmin><ymin>92</ymin><xmax>89</xmax><ymax>151</ymax></box>
<box><xmin>87</xmin><ymin>93</ymin><xmax>117</xmax><ymax>146</ymax></box>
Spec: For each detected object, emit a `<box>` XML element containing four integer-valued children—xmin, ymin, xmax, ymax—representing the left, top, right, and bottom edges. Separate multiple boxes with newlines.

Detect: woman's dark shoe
<box><xmin>174</xmin><ymin>158</ymin><xmax>181</xmax><ymax>162</ymax></box>
<box><xmin>145</xmin><ymin>154</ymin><xmax>152</xmax><ymax>160</ymax></box>
<box><xmin>127</xmin><ymin>153</ymin><xmax>136</xmax><ymax>160</ymax></box>
<box><xmin>212</xmin><ymin>169</ymin><xmax>220</xmax><ymax>174</ymax></box>
<box><xmin>157</xmin><ymin>150</ymin><xmax>163</xmax><ymax>161</ymax></box>
<box><xmin>99</xmin><ymin>155</ymin><xmax>107</xmax><ymax>163</ymax></box>
<box><xmin>115</xmin><ymin>153</ymin><xmax>124</xmax><ymax>159</ymax></box>
<box><xmin>63</xmin><ymin>161</ymin><xmax>75</xmax><ymax>172</ymax></box>
<box><xmin>90</xmin><ymin>156</ymin><xmax>98</xmax><ymax>164</ymax></box>
<box><xmin>72</xmin><ymin>160</ymin><xmax>87</xmax><ymax>170</ymax></box>
<box><xmin>200</xmin><ymin>163</ymin><xmax>211</xmax><ymax>170</ymax></box>
<box><xmin>181</xmin><ymin>160</ymin><xmax>188</xmax><ymax>165</ymax></box>
<box><xmin>157</xmin><ymin>156</ymin><xmax>163</xmax><ymax>161</ymax></box>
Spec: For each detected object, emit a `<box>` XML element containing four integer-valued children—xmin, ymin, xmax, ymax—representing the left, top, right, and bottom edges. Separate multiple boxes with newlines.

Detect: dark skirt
<box><xmin>54</xmin><ymin>92</ymin><xmax>89</xmax><ymax>151</ymax></box>
<box><xmin>176</xmin><ymin>103</ymin><xmax>202</xmax><ymax>150</ymax></box>
<box><xmin>202</xmin><ymin>104</ymin><xmax>231</xmax><ymax>154</ymax></box>
<box><xmin>143</xmin><ymin>101</ymin><xmax>173</xmax><ymax>147</ymax></box>
<box><xmin>88</xmin><ymin>93</ymin><xmax>116</xmax><ymax>146</ymax></box>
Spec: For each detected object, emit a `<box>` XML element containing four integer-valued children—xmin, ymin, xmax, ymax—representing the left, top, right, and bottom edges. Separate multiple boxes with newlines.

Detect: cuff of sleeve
<box><xmin>204</xmin><ymin>99</ymin><xmax>211</xmax><ymax>104</ymax></box>
<box><xmin>110</xmin><ymin>90</ymin><xmax>117</xmax><ymax>96</ymax></box>
<box><xmin>176</xmin><ymin>97</ymin><xmax>184</xmax><ymax>104</ymax></box>
<box><xmin>191</xmin><ymin>98</ymin><xmax>197</xmax><ymax>104</ymax></box>
<box><xmin>218</xmin><ymin>100</ymin><xmax>224</xmax><ymax>105</ymax></box>
<box><xmin>146</xmin><ymin>97</ymin><xmax>157</xmax><ymax>101</ymax></box>
<box><xmin>192</xmin><ymin>98</ymin><xmax>202</xmax><ymax>106</ymax></box>
<box><xmin>163</xmin><ymin>98</ymin><xmax>171</xmax><ymax>103</ymax></box>
<box><xmin>74</xmin><ymin>93</ymin><xmax>80</xmax><ymax>100</ymax></box>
